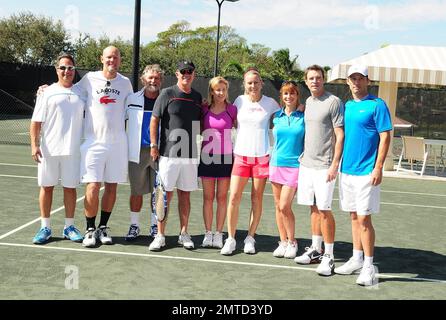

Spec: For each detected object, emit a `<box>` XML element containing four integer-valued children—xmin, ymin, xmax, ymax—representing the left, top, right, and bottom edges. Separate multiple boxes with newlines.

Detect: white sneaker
<box><xmin>220</xmin><ymin>237</ymin><xmax>236</xmax><ymax>255</ymax></box>
<box><xmin>294</xmin><ymin>246</ymin><xmax>323</xmax><ymax>264</ymax></box>
<box><xmin>82</xmin><ymin>228</ymin><xmax>97</xmax><ymax>247</ymax></box>
<box><xmin>356</xmin><ymin>265</ymin><xmax>378</xmax><ymax>286</ymax></box>
<box><xmin>284</xmin><ymin>241</ymin><xmax>298</xmax><ymax>259</ymax></box>
<box><xmin>335</xmin><ymin>257</ymin><xmax>363</xmax><ymax>275</ymax></box>
<box><xmin>273</xmin><ymin>241</ymin><xmax>288</xmax><ymax>258</ymax></box>
<box><xmin>316</xmin><ymin>254</ymin><xmax>335</xmax><ymax>276</ymax></box>
<box><xmin>212</xmin><ymin>232</ymin><xmax>224</xmax><ymax>249</ymax></box>
<box><xmin>98</xmin><ymin>226</ymin><xmax>113</xmax><ymax>245</ymax></box>
<box><xmin>201</xmin><ymin>231</ymin><xmax>213</xmax><ymax>247</ymax></box>
<box><xmin>178</xmin><ymin>232</ymin><xmax>194</xmax><ymax>249</ymax></box>
<box><xmin>243</xmin><ymin>235</ymin><xmax>256</xmax><ymax>254</ymax></box>
<box><xmin>149</xmin><ymin>234</ymin><xmax>166</xmax><ymax>251</ymax></box>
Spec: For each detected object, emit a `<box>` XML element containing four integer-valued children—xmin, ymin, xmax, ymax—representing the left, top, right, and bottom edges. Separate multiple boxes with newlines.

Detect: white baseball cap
<box><xmin>347</xmin><ymin>64</ymin><xmax>368</xmax><ymax>77</ymax></box>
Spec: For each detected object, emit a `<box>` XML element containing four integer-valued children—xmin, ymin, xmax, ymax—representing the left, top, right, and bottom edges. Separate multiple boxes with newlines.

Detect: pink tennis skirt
<box><xmin>269</xmin><ymin>165</ymin><xmax>299</xmax><ymax>188</ymax></box>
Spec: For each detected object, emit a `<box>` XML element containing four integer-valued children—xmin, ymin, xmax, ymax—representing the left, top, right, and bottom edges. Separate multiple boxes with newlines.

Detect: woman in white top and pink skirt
<box><xmin>220</xmin><ymin>67</ymin><xmax>280</xmax><ymax>255</ymax></box>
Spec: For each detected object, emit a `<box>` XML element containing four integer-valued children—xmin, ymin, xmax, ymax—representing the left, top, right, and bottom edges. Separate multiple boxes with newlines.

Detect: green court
<box><xmin>0</xmin><ymin>144</ymin><xmax>445</xmax><ymax>300</ymax></box>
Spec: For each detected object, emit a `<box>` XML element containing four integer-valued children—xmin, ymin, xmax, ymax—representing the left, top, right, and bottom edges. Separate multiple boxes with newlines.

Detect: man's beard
<box><xmin>107</xmin><ymin>65</ymin><xmax>117</xmax><ymax>73</ymax></box>
<box><xmin>145</xmin><ymin>84</ymin><xmax>158</xmax><ymax>92</ymax></box>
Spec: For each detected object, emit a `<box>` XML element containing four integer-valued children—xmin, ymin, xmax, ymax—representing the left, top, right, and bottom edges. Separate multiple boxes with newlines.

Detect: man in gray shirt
<box><xmin>295</xmin><ymin>65</ymin><xmax>344</xmax><ymax>277</ymax></box>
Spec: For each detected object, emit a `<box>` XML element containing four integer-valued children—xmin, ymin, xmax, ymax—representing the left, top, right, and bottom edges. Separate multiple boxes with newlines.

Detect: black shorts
<box><xmin>198</xmin><ymin>153</ymin><xmax>233</xmax><ymax>178</ymax></box>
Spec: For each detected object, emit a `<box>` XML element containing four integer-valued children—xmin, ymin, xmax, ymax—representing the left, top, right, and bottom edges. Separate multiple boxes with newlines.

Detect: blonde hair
<box><xmin>207</xmin><ymin>76</ymin><xmax>230</xmax><ymax>106</ymax></box>
<box><xmin>243</xmin><ymin>67</ymin><xmax>263</xmax><ymax>95</ymax></box>
<box><xmin>140</xmin><ymin>64</ymin><xmax>164</xmax><ymax>85</ymax></box>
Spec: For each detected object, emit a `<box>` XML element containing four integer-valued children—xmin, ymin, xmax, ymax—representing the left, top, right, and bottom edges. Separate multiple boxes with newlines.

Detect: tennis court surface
<box><xmin>0</xmin><ymin>144</ymin><xmax>445</xmax><ymax>301</ymax></box>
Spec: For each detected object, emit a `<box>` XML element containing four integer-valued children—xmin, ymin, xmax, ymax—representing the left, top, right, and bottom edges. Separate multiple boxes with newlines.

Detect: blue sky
<box><xmin>1</xmin><ymin>0</ymin><xmax>445</xmax><ymax>68</ymax></box>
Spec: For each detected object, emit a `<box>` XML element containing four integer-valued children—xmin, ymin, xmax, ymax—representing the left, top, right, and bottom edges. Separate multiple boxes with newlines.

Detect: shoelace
<box><xmin>181</xmin><ymin>234</ymin><xmax>191</xmax><ymax>242</ymax></box>
<box><xmin>100</xmin><ymin>227</ymin><xmax>110</xmax><ymax>237</ymax></box>
<box><xmin>86</xmin><ymin>229</ymin><xmax>95</xmax><ymax>238</ymax></box>
<box><xmin>38</xmin><ymin>228</ymin><xmax>50</xmax><ymax>236</ymax></box>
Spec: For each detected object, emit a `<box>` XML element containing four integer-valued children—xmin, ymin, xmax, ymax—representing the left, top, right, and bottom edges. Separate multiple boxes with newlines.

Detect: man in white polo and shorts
<box><xmin>149</xmin><ymin>60</ymin><xmax>202</xmax><ymax>251</ymax></box>
<box><xmin>77</xmin><ymin>46</ymin><xmax>133</xmax><ymax>247</ymax></box>
<box><xmin>295</xmin><ymin>65</ymin><xmax>344</xmax><ymax>276</ymax></box>
<box><xmin>334</xmin><ymin>64</ymin><xmax>392</xmax><ymax>286</ymax></box>
<box><xmin>30</xmin><ymin>53</ymin><xmax>84</xmax><ymax>244</ymax></box>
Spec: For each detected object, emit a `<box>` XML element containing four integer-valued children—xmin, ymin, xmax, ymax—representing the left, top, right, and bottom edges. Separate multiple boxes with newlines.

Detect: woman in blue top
<box><xmin>270</xmin><ymin>81</ymin><xmax>305</xmax><ymax>259</ymax></box>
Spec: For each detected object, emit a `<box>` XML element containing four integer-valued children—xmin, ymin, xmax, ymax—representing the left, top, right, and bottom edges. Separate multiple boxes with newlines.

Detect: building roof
<box><xmin>328</xmin><ymin>45</ymin><xmax>446</xmax><ymax>86</ymax></box>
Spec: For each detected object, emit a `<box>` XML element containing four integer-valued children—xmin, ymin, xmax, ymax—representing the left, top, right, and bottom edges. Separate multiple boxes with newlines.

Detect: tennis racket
<box><xmin>151</xmin><ymin>167</ymin><xmax>168</xmax><ymax>222</ymax></box>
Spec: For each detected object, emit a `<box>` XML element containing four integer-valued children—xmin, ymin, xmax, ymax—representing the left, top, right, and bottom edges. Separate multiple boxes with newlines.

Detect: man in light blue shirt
<box><xmin>334</xmin><ymin>64</ymin><xmax>392</xmax><ymax>286</ymax></box>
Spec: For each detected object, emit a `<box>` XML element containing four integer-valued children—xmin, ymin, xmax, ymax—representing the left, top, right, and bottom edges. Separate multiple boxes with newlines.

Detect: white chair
<box><xmin>396</xmin><ymin>136</ymin><xmax>428</xmax><ymax>176</ymax></box>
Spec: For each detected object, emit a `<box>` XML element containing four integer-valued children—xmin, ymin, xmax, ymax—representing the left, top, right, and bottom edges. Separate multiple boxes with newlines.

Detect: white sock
<box><xmin>130</xmin><ymin>211</ymin><xmax>139</xmax><ymax>226</ymax></box>
<box><xmin>363</xmin><ymin>256</ymin><xmax>374</xmax><ymax>268</ymax></box>
<box><xmin>41</xmin><ymin>217</ymin><xmax>50</xmax><ymax>229</ymax></box>
<box><xmin>312</xmin><ymin>235</ymin><xmax>323</xmax><ymax>252</ymax></box>
<box><xmin>353</xmin><ymin>249</ymin><xmax>364</xmax><ymax>261</ymax></box>
<box><xmin>65</xmin><ymin>218</ymin><xmax>74</xmax><ymax>228</ymax></box>
<box><xmin>324</xmin><ymin>243</ymin><xmax>334</xmax><ymax>258</ymax></box>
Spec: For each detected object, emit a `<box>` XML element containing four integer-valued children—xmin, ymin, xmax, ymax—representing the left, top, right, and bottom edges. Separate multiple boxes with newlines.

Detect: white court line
<box><xmin>0</xmin><ymin>241</ymin><xmax>444</xmax><ymax>284</ymax></box>
<box><xmin>0</xmin><ymin>187</ymin><xmax>104</xmax><ymax>240</ymax></box>
<box><xmin>0</xmin><ymin>174</ymin><xmax>37</xmax><ymax>179</ymax></box>
<box><xmin>380</xmin><ymin>189</ymin><xmax>446</xmax><ymax>197</ymax></box>
<box><xmin>0</xmin><ymin>163</ymin><xmax>37</xmax><ymax>168</ymax></box>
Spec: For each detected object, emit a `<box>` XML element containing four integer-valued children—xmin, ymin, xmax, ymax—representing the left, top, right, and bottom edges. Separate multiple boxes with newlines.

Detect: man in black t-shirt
<box><xmin>149</xmin><ymin>60</ymin><xmax>202</xmax><ymax>251</ymax></box>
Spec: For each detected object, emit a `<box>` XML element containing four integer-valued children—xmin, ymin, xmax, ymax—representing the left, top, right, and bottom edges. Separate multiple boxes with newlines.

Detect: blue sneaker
<box><xmin>63</xmin><ymin>225</ymin><xmax>83</xmax><ymax>242</ymax></box>
<box><xmin>150</xmin><ymin>224</ymin><xmax>158</xmax><ymax>238</ymax></box>
<box><xmin>32</xmin><ymin>227</ymin><xmax>52</xmax><ymax>244</ymax></box>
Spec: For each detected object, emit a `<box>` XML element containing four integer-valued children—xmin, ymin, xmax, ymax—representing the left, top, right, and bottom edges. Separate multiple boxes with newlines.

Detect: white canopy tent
<box><xmin>327</xmin><ymin>44</ymin><xmax>446</xmax><ymax>170</ymax></box>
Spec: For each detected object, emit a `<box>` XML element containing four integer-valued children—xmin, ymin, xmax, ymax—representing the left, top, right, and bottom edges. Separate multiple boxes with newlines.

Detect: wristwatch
<box><xmin>150</xmin><ymin>143</ymin><xmax>158</xmax><ymax>148</ymax></box>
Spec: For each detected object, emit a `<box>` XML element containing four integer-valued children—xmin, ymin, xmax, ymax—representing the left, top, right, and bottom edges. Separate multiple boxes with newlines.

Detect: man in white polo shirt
<box><xmin>30</xmin><ymin>53</ymin><xmax>84</xmax><ymax>244</ymax></box>
<box><xmin>77</xmin><ymin>46</ymin><xmax>133</xmax><ymax>247</ymax></box>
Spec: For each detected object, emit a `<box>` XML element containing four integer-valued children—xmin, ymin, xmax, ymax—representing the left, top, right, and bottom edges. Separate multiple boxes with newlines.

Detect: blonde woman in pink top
<box><xmin>199</xmin><ymin>76</ymin><xmax>237</xmax><ymax>249</ymax></box>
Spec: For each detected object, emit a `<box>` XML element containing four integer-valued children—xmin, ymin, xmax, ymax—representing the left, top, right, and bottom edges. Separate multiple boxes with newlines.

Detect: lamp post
<box><xmin>213</xmin><ymin>0</ymin><xmax>239</xmax><ymax>77</ymax></box>
<box><xmin>132</xmin><ymin>0</ymin><xmax>141</xmax><ymax>91</ymax></box>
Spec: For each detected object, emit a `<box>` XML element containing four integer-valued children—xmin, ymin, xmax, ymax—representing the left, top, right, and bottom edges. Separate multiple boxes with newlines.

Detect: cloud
<box><xmin>109</xmin><ymin>4</ymin><xmax>133</xmax><ymax>17</ymax></box>
<box><xmin>207</xmin><ymin>0</ymin><xmax>446</xmax><ymax>31</ymax></box>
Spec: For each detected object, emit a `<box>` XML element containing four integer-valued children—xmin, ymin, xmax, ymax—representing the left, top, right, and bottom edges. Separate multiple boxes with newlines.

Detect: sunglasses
<box><xmin>281</xmin><ymin>80</ymin><xmax>298</xmax><ymax>87</ymax></box>
<box><xmin>180</xmin><ymin>69</ymin><xmax>194</xmax><ymax>75</ymax></box>
<box><xmin>57</xmin><ymin>65</ymin><xmax>76</xmax><ymax>71</ymax></box>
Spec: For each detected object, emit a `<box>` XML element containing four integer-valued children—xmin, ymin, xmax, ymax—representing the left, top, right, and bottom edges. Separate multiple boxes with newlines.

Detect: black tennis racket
<box><xmin>151</xmin><ymin>167</ymin><xmax>168</xmax><ymax>222</ymax></box>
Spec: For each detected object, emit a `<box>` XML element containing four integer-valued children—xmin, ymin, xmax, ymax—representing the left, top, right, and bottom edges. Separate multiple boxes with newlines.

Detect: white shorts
<box><xmin>159</xmin><ymin>156</ymin><xmax>198</xmax><ymax>192</ymax></box>
<box><xmin>339</xmin><ymin>173</ymin><xmax>380</xmax><ymax>215</ymax></box>
<box><xmin>297</xmin><ymin>165</ymin><xmax>336</xmax><ymax>211</ymax></box>
<box><xmin>80</xmin><ymin>139</ymin><xmax>128</xmax><ymax>183</ymax></box>
<box><xmin>38</xmin><ymin>154</ymin><xmax>80</xmax><ymax>188</ymax></box>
